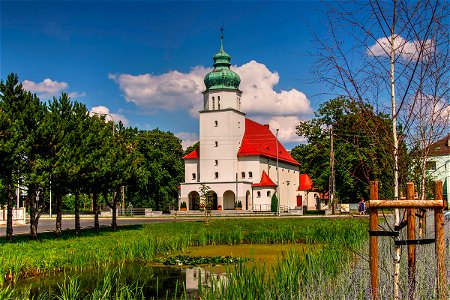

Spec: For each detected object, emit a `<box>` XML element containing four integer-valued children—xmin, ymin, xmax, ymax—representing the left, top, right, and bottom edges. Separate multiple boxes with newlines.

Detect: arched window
<box><xmin>248</xmin><ymin>171</ymin><xmax>253</xmax><ymax>178</ymax></box>
<box><xmin>241</xmin><ymin>172</ymin><xmax>245</xmax><ymax>178</ymax></box>
<box><xmin>215</xmin><ymin>172</ymin><xmax>219</xmax><ymax>179</ymax></box>
<box><xmin>215</xmin><ymin>141</ymin><xmax>218</xmax><ymax>147</ymax></box>
<box><xmin>257</xmin><ymin>191</ymin><xmax>261</xmax><ymax>197</ymax></box>
<box><xmin>215</xmin><ymin>160</ymin><xmax>218</xmax><ymax>166</ymax></box>
<box><xmin>214</xmin><ymin>120</ymin><xmax>218</xmax><ymax>127</ymax></box>
<box><xmin>212</xmin><ymin>97</ymin><xmax>215</xmax><ymax>110</ymax></box>
<box><xmin>267</xmin><ymin>191</ymin><xmax>271</xmax><ymax>197</ymax></box>
<box><xmin>192</xmin><ymin>173</ymin><xmax>196</xmax><ymax>180</ymax></box>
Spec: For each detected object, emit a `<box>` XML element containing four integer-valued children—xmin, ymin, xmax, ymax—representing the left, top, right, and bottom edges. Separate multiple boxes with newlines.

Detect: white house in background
<box><xmin>178</xmin><ymin>35</ymin><xmax>306</xmax><ymax>212</ymax></box>
<box><xmin>427</xmin><ymin>134</ymin><xmax>450</xmax><ymax>202</ymax></box>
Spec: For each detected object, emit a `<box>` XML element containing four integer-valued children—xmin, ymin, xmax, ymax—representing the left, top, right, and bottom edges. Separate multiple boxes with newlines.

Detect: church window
<box><xmin>215</xmin><ymin>160</ymin><xmax>218</xmax><ymax>166</ymax></box>
<box><xmin>215</xmin><ymin>141</ymin><xmax>218</xmax><ymax>147</ymax></box>
<box><xmin>214</xmin><ymin>120</ymin><xmax>218</xmax><ymax>127</ymax></box>
<box><xmin>257</xmin><ymin>191</ymin><xmax>261</xmax><ymax>197</ymax></box>
<box><xmin>241</xmin><ymin>172</ymin><xmax>245</xmax><ymax>179</ymax></box>
<box><xmin>192</xmin><ymin>173</ymin><xmax>196</xmax><ymax>180</ymax></box>
<box><xmin>267</xmin><ymin>191</ymin><xmax>271</xmax><ymax>197</ymax></box>
<box><xmin>248</xmin><ymin>171</ymin><xmax>253</xmax><ymax>178</ymax></box>
<box><xmin>215</xmin><ymin>172</ymin><xmax>219</xmax><ymax>179</ymax></box>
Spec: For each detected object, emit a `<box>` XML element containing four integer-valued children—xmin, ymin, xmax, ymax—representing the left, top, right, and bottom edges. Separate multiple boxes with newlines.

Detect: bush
<box><xmin>271</xmin><ymin>194</ymin><xmax>278</xmax><ymax>212</ymax></box>
<box><xmin>180</xmin><ymin>202</ymin><xmax>187</xmax><ymax>209</ymax></box>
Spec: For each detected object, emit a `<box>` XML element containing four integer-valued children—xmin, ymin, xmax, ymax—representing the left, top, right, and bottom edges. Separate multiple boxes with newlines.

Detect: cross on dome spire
<box><xmin>203</xmin><ymin>28</ymin><xmax>241</xmax><ymax>90</ymax></box>
<box><xmin>220</xmin><ymin>26</ymin><xmax>224</xmax><ymax>51</ymax></box>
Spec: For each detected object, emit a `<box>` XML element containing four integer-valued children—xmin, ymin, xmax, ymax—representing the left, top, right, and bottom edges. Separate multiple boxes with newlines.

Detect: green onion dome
<box><xmin>204</xmin><ymin>35</ymin><xmax>241</xmax><ymax>90</ymax></box>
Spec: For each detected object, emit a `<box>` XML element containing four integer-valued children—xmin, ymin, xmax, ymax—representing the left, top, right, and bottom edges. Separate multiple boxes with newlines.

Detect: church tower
<box><xmin>202</xmin><ymin>28</ymin><xmax>242</xmax><ymax>111</ymax></box>
<box><xmin>198</xmin><ymin>30</ymin><xmax>245</xmax><ymax>183</ymax></box>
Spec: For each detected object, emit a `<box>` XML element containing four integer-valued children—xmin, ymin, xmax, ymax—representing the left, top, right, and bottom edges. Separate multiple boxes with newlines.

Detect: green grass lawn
<box><xmin>1</xmin><ymin>218</ymin><xmax>368</xmax><ymax>299</ymax></box>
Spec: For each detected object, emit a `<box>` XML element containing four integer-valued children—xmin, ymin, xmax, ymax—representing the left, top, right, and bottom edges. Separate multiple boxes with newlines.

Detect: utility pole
<box><xmin>329</xmin><ymin>126</ymin><xmax>336</xmax><ymax>214</ymax></box>
<box><xmin>276</xmin><ymin>129</ymin><xmax>280</xmax><ymax>216</ymax></box>
<box><xmin>49</xmin><ymin>180</ymin><xmax>52</xmax><ymax>218</ymax></box>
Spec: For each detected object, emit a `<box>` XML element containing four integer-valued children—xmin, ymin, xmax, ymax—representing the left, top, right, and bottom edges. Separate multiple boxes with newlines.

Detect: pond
<box><xmin>12</xmin><ymin>263</ymin><xmax>210</xmax><ymax>299</ymax></box>
<box><xmin>10</xmin><ymin>243</ymin><xmax>311</xmax><ymax>299</ymax></box>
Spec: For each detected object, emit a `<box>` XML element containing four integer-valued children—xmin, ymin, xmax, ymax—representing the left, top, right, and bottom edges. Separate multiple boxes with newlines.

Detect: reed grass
<box><xmin>0</xmin><ymin>218</ymin><xmax>367</xmax><ymax>286</ymax></box>
<box><xmin>195</xmin><ymin>214</ymin><xmax>450</xmax><ymax>299</ymax></box>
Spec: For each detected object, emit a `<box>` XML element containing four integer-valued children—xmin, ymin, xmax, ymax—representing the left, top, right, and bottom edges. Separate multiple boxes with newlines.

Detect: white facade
<box><xmin>178</xmin><ymin>39</ymin><xmax>303</xmax><ymax>212</ymax></box>
<box><xmin>426</xmin><ymin>135</ymin><xmax>450</xmax><ymax>202</ymax></box>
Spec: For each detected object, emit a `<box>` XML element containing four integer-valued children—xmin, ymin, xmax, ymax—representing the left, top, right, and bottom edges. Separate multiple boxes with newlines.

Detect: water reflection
<box><xmin>11</xmin><ymin>263</ymin><xmax>227</xmax><ymax>299</ymax></box>
<box><xmin>185</xmin><ymin>267</ymin><xmax>227</xmax><ymax>291</ymax></box>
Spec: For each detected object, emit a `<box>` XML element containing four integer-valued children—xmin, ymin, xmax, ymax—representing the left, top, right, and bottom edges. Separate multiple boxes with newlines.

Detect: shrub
<box><xmin>271</xmin><ymin>194</ymin><xmax>278</xmax><ymax>212</ymax></box>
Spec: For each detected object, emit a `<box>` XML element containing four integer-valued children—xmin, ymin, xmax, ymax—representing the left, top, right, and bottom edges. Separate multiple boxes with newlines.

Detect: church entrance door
<box><xmin>188</xmin><ymin>191</ymin><xmax>200</xmax><ymax>210</ymax></box>
<box><xmin>223</xmin><ymin>190</ymin><xmax>235</xmax><ymax>210</ymax></box>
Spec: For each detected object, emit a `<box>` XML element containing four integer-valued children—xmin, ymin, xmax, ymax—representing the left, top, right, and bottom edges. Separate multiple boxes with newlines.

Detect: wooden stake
<box><xmin>406</xmin><ymin>182</ymin><xmax>416</xmax><ymax>300</ymax></box>
<box><xmin>369</xmin><ymin>181</ymin><xmax>379</xmax><ymax>300</ymax></box>
<box><xmin>434</xmin><ymin>181</ymin><xmax>446</xmax><ymax>300</ymax></box>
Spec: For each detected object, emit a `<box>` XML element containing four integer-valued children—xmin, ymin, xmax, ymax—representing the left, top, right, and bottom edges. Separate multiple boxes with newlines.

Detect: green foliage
<box><xmin>184</xmin><ymin>141</ymin><xmax>199</xmax><ymax>156</ymax></box>
<box><xmin>1</xmin><ymin>73</ymin><xmax>186</xmax><ymax>221</ymax></box>
<box><xmin>180</xmin><ymin>201</ymin><xmax>187</xmax><ymax>209</ymax></box>
<box><xmin>0</xmin><ymin>218</ymin><xmax>367</xmax><ymax>283</ymax></box>
<box><xmin>126</xmin><ymin>129</ymin><xmax>184</xmax><ymax>210</ymax></box>
<box><xmin>271</xmin><ymin>194</ymin><xmax>278</xmax><ymax>212</ymax></box>
<box><xmin>294</xmin><ymin>96</ymin><xmax>408</xmax><ymax>202</ymax></box>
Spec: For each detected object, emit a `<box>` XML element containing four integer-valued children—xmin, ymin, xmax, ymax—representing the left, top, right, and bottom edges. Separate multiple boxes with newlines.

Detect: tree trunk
<box><xmin>93</xmin><ymin>192</ymin><xmax>99</xmax><ymax>232</ymax></box>
<box><xmin>55</xmin><ymin>193</ymin><xmax>62</xmax><ymax>237</ymax></box>
<box><xmin>75</xmin><ymin>191</ymin><xmax>80</xmax><ymax>235</ymax></box>
<box><xmin>389</xmin><ymin>4</ymin><xmax>401</xmax><ymax>299</ymax></box>
<box><xmin>29</xmin><ymin>189</ymin><xmax>38</xmax><ymax>239</ymax></box>
<box><xmin>6</xmin><ymin>177</ymin><xmax>14</xmax><ymax>242</ymax></box>
<box><xmin>104</xmin><ymin>190</ymin><xmax>118</xmax><ymax>231</ymax></box>
<box><xmin>112</xmin><ymin>191</ymin><xmax>118</xmax><ymax>231</ymax></box>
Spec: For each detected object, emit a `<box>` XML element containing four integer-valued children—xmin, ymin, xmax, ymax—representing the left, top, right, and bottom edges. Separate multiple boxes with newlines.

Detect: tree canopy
<box><xmin>0</xmin><ymin>73</ymin><xmax>185</xmax><ymax>238</ymax></box>
<box><xmin>293</xmin><ymin>96</ymin><xmax>408</xmax><ymax>202</ymax></box>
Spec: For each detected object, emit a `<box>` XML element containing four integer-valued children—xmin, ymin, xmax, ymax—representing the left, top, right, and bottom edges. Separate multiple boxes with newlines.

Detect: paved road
<box><xmin>0</xmin><ymin>216</ymin><xmax>188</xmax><ymax>237</ymax></box>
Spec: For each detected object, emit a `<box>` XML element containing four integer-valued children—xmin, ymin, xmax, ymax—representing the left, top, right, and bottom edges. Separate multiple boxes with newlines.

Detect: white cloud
<box><xmin>175</xmin><ymin>132</ymin><xmax>199</xmax><ymax>150</ymax></box>
<box><xmin>68</xmin><ymin>91</ymin><xmax>87</xmax><ymax>99</ymax></box>
<box><xmin>109</xmin><ymin>60</ymin><xmax>313</xmax><ymax>118</ymax></box>
<box><xmin>22</xmin><ymin>78</ymin><xmax>86</xmax><ymax>100</ymax></box>
<box><xmin>368</xmin><ymin>35</ymin><xmax>434</xmax><ymax>60</ymax></box>
<box><xmin>236</xmin><ymin>61</ymin><xmax>312</xmax><ymax>116</ymax></box>
<box><xmin>90</xmin><ymin>105</ymin><xmax>129</xmax><ymax>126</ymax></box>
<box><xmin>108</xmin><ymin>67</ymin><xmax>207</xmax><ymax>117</ymax></box>
<box><xmin>110</xmin><ymin>61</ymin><xmax>314</xmax><ymax>145</ymax></box>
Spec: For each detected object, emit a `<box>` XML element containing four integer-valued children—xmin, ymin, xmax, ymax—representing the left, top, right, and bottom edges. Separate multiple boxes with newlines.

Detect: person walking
<box><xmin>358</xmin><ymin>198</ymin><xmax>366</xmax><ymax>215</ymax></box>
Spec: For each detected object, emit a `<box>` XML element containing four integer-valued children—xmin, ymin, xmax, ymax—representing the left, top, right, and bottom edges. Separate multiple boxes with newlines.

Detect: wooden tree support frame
<box><xmin>367</xmin><ymin>181</ymin><xmax>447</xmax><ymax>300</ymax></box>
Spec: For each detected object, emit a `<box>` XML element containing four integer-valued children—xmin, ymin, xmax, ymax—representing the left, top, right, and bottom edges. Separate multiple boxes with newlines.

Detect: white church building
<box><xmin>178</xmin><ymin>35</ymin><xmax>314</xmax><ymax>212</ymax></box>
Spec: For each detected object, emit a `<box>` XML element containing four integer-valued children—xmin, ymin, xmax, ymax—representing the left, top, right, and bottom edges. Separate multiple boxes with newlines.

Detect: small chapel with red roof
<box><xmin>179</xmin><ymin>33</ymin><xmax>313</xmax><ymax>212</ymax></box>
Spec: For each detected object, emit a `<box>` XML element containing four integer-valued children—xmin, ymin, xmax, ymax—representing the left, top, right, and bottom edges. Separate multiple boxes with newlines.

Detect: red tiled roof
<box><xmin>238</xmin><ymin>118</ymin><xmax>299</xmax><ymax>166</ymax></box>
<box><xmin>183</xmin><ymin>147</ymin><xmax>199</xmax><ymax>159</ymax></box>
<box><xmin>298</xmin><ymin>173</ymin><xmax>313</xmax><ymax>191</ymax></box>
<box><xmin>428</xmin><ymin>134</ymin><xmax>450</xmax><ymax>156</ymax></box>
<box><xmin>252</xmin><ymin>170</ymin><xmax>277</xmax><ymax>187</ymax></box>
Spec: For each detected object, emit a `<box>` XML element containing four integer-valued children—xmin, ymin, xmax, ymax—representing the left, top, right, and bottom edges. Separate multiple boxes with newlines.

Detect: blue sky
<box><xmin>2</xmin><ymin>1</ymin><xmax>339</xmax><ymax>149</ymax></box>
